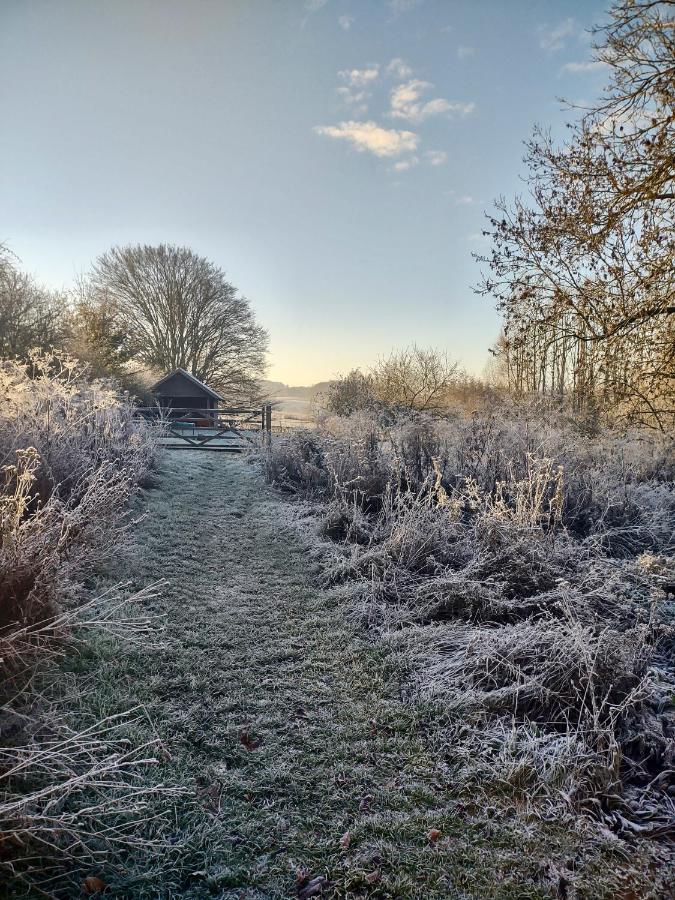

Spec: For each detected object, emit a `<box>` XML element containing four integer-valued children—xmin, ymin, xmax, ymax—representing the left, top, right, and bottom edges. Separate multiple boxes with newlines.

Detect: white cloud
<box><xmin>455</xmin><ymin>194</ymin><xmax>474</xmax><ymax>205</ymax></box>
<box><xmin>314</xmin><ymin>120</ymin><xmax>419</xmax><ymax>157</ymax></box>
<box><xmin>457</xmin><ymin>46</ymin><xmax>475</xmax><ymax>60</ymax></box>
<box><xmin>562</xmin><ymin>59</ymin><xmax>608</xmax><ymax>74</ymax></box>
<box><xmin>336</xmin><ymin>85</ymin><xmax>369</xmax><ymax>115</ymax></box>
<box><xmin>305</xmin><ymin>0</ymin><xmax>328</xmax><ymax>10</ymax></box>
<box><xmin>425</xmin><ymin>149</ymin><xmax>447</xmax><ymax>166</ymax></box>
<box><xmin>390</xmin><ymin>79</ymin><xmax>474</xmax><ymax>122</ymax></box>
<box><xmin>338</xmin><ymin>65</ymin><xmax>380</xmax><ymax>87</ymax></box>
<box><xmin>392</xmin><ymin>156</ymin><xmax>419</xmax><ymax>172</ymax></box>
<box><xmin>387</xmin><ymin>57</ymin><xmax>413</xmax><ymax>80</ymax></box>
<box><xmin>388</xmin><ymin>0</ymin><xmax>422</xmax><ymax>17</ymax></box>
<box><xmin>537</xmin><ymin>18</ymin><xmax>575</xmax><ymax>52</ymax></box>
<box><xmin>338</xmin><ymin>15</ymin><xmax>354</xmax><ymax>31</ymax></box>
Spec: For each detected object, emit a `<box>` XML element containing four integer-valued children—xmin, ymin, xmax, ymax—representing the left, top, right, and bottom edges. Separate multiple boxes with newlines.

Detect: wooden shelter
<box><xmin>151</xmin><ymin>368</ymin><xmax>223</xmax><ymax>411</ymax></box>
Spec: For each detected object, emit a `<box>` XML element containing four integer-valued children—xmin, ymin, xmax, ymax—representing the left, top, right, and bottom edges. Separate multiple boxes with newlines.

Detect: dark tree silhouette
<box><xmin>88</xmin><ymin>244</ymin><xmax>268</xmax><ymax>401</ymax></box>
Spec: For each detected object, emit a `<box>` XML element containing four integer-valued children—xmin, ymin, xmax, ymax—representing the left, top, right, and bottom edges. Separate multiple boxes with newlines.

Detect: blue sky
<box><xmin>1</xmin><ymin>0</ymin><xmax>609</xmax><ymax>384</ymax></box>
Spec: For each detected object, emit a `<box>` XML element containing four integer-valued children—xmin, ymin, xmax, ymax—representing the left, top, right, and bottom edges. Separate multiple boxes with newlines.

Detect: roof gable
<box><xmin>152</xmin><ymin>368</ymin><xmax>224</xmax><ymax>401</ymax></box>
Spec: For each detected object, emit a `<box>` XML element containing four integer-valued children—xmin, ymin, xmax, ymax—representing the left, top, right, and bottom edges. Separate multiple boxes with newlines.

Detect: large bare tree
<box><xmin>87</xmin><ymin>244</ymin><xmax>268</xmax><ymax>401</ymax></box>
<box><xmin>477</xmin><ymin>0</ymin><xmax>674</xmax><ymax>429</ymax></box>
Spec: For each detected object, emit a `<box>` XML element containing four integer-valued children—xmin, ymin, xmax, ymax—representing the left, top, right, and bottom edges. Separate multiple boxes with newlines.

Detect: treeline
<box><xmin>322</xmin><ymin>345</ymin><xmax>496</xmax><ymax>419</ymax></box>
<box><xmin>478</xmin><ymin>0</ymin><xmax>674</xmax><ymax>431</ymax></box>
<box><xmin>0</xmin><ymin>242</ymin><xmax>268</xmax><ymax>402</ymax></box>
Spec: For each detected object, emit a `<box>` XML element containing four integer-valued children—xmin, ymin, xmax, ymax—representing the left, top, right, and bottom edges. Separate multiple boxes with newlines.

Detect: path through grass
<box><xmin>56</xmin><ymin>453</ymin><xmax>662</xmax><ymax>898</ymax></box>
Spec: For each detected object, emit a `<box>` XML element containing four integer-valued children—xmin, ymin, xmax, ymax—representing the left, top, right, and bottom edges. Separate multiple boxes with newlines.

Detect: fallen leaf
<box><xmin>82</xmin><ymin>876</ymin><xmax>107</xmax><ymax>894</ymax></box>
<box><xmin>359</xmin><ymin>794</ymin><xmax>373</xmax><ymax>810</ymax></box>
<box><xmin>239</xmin><ymin>727</ymin><xmax>262</xmax><ymax>751</ymax></box>
<box><xmin>365</xmin><ymin>870</ymin><xmax>381</xmax><ymax>885</ymax></box>
<box><xmin>297</xmin><ymin>874</ymin><xmax>328</xmax><ymax>898</ymax></box>
<box><xmin>427</xmin><ymin>828</ymin><xmax>442</xmax><ymax>844</ymax></box>
<box><xmin>340</xmin><ymin>831</ymin><xmax>351</xmax><ymax>850</ymax></box>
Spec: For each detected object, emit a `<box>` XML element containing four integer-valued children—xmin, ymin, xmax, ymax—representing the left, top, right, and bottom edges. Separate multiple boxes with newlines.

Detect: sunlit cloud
<box><xmin>457</xmin><ymin>46</ymin><xmax>475</xmax><ymax>60</ymax></box>
<box><xmin>338</xmin><ymin>65</ymin><xmax>380</xmax><ymax>87</ymax></box>
<box><xmin>314</xmin><ymin>120</ymin><xmax>419</xmax><ymax>157</ymax></box>
<box><xmin>425</xmin><ymin>150</ymin><xmax>447</xmax><ymax>166</ymax></box>
<box><xmin>336</xmin><ymin>85</ymin><xmax>369</xmax><ymax>116</ymax></box>
<box><xmin>387</xmin><ymin>57</ymin><xmax>413</xmax><ymax>80</ymax></box>
<box><xmin>390</xmin><ymin>79</ymin><xmax>474</xmax><ymax>122</ymax></box>
<box><xmin>537</xmin><ymin>18</ymin><xmax>575</xmax><ymax>52</ymax></box>
<box><xmin>336</xmin><ymin>65</ymin><xmax>378</xmax><ymax>115</ymax></box>
<box><xmin>338</xmin><ymin>15</ymin><xmax>354</xmax><ymax>31</ymax></box>
<box><xmin>562</xmin><ymin>59</ymin><xmax>608</xmax><ymax>74</ymax></box>
<box><xmin>392</xmin><ymin>155</ymin><xmax>419</xmax><ymax>172</ymax></box>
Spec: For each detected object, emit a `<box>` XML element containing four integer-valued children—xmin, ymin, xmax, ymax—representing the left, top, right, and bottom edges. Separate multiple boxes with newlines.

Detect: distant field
<box><xmin>267</xmin><ymin>394</ymin><xmax>317</xmax><ymax>426</ymax></box>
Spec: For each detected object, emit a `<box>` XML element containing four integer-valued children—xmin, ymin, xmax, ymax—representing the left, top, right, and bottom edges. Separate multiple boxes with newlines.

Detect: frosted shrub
<box><xmin>0</xmin><ymin>352</ymin><xmax>159</xmax><ymax>677</ymax></box>
<box><xmin>263</xmin><ymin>406</ymin><xmax>674</xmax><ymax>829</ymax></box>
<box><xmin>0</xmin><ymin>351</ymin><xmax>157</xmax><ymax>503</ymax></box>
<box><xmin>0</xmin><ymin>352</ymin><xmax>163</xmax><ymax>886</ymax></box>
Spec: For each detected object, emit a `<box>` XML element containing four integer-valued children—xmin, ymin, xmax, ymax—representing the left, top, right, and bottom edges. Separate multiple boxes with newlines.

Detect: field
<box><xmin>2</xmin><ymin>379</ymin><xmax>673</xmax><ymax>896</ymax></box>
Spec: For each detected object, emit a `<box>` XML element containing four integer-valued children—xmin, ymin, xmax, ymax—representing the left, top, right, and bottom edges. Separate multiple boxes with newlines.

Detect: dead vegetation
<box><xmin>264</xmin><ymin>405</ymin><xmax>675</xmax><ymax>848</ymax></box>
<box><xmin>0</xmin><ymin>352</ymin><xmax>167</xmax><ymax>891</ymax></box>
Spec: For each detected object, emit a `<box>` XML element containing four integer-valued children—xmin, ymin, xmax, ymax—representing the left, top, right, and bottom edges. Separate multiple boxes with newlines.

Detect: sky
<box><xmin>0</xmin><ymin>0</ymin><xmax>610</xmax><ymax>385</ymax></box>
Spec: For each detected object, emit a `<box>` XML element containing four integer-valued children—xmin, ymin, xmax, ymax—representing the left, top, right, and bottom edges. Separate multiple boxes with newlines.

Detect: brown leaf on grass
<box><xmin>365</xmin><ymin>870</ymin><xmax>381</xmax><ymax>885</ymax></box>
<box><xmin>340</xmin><ymin>830</ymin><xmax>351</xmax><ymax>850</ymax></box>
<box><xmin>427</xmin><ymin>828</ymin><xmax>442</xmax><ymax>844</ymax></box>
<box><xmin>297</xmin><ymin>874</ymin><xmax>329</xmax><ymax>898</ymax></box>
<box><xmin>82</xmin><ymin>875</ymin><xmax>107</xmax><ymax>894</ymax></box>
<box><xmin>238</xmin><ymin>727</ymin><xmax>262</xmax><ymax>751</ymax></box>
<box><xmin>359</xmin><ymin>794</ymin><xmax>373</xmax><ymax>810</ymax></box>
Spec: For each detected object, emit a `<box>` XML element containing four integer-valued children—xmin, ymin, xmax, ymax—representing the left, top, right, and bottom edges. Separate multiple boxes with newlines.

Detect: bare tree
<box><xmin>87</xmin><ymin>244</ymin><xmax>269</xmax><ymax>401</ymax></box>
<box><xmin>372</xmin><ymin>345</ymin><xmax>460</xmax><ymax>413</ymax></box>
<box><xmin>0</xmin><ymin>247</ymin><xmax>70</xmax><ymax>360</ymax></box>
<box><xmin>477</xmin><ymin>0</ymin><xmax>674</xmax><ymax>429</ymax></box>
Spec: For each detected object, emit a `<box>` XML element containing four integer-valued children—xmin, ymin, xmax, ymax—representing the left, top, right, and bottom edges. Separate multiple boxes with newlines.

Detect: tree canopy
<box><xmin>88</xmin><ymin>244</ymin><xmax>268</xmax><ymax>401</ymax></box>
<box><xmin>478</xmin><ymin>0</ymin><xmax>674</xmax><ymax>430</ymax></box>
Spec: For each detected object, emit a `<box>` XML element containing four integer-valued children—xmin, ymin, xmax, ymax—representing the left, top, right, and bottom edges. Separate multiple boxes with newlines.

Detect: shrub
<box><xmin>0</xmin><ymin>352</ymin><xmax>164</xmax><ymax>887</ymax></box>
<box><xmin>262</xmin><ymin>406</ymin><xmax>675</xmax><ymax>831</ymax></box>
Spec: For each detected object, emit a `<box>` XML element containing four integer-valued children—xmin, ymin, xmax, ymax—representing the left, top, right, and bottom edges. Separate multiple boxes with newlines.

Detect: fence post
<box><xmin>265</xmin><ymin>404</ymin><xmax>272</xmax><ymax>445</ymax></box>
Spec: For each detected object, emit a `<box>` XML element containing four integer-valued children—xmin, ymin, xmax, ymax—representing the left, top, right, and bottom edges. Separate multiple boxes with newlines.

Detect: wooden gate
<box><xmin>135</xmin><ymin>404</ymin><xmax>272</xmax><ymax>452</ymax></box>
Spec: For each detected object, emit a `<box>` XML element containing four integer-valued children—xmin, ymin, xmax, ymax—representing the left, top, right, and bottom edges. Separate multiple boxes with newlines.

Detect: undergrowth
<box><xmin>264</xmin><ymin>405</ymin><xmax>675</xmax><ymax>847</ymax></box>
<box><xmin>0</xmin><ymin>352</ymin><xmax>167</xmax><ymax>892</ymax></box>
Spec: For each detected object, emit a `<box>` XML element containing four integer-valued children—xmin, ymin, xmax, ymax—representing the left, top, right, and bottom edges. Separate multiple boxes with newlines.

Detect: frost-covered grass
<box><xmin>0</xmin><ymin>353</ymin><xmax>164</xmax><ymax>889</ymax></box>
<box><xmin>21</xmin><ymin>452</ymin><xmax>669</xmax><ymax>898</ymax></box>
<box><xmin>263</xmin><ymin>407</ymin><xmax>675</xmax><ymax>854</ymax></box>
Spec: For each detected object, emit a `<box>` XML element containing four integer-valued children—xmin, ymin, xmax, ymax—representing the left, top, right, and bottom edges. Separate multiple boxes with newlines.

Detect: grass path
<box><xmin>66</xmin><ymin>453</ymin><xmax>645</xmax><ymax>898</ymax></box>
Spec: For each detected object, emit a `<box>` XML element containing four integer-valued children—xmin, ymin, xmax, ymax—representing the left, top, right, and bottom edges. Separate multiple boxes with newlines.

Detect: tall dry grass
<box><xmin>264</xmin><ymin>405</ymin><xmax>675</xmax><ymax>836</ymax></box>
<box><xmin>0</xmin><ymin>352</ymin><xmax>167</xmax><ymax>889</ymax></box>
